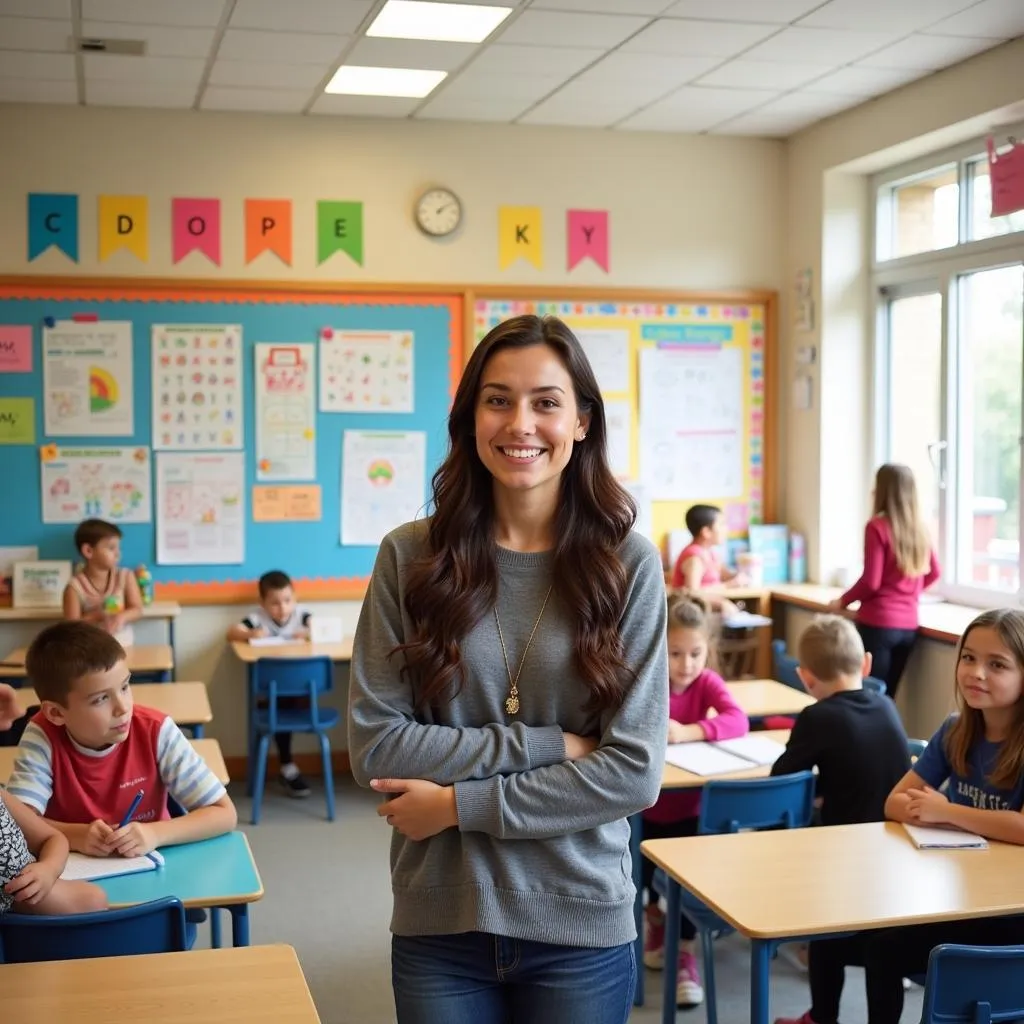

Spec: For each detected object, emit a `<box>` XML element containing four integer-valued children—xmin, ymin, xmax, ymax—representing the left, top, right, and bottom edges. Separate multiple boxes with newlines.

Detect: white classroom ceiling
<box><xmin>0</xmin><ymin>0</ymin><xmax>1022</xmax><ymax>137</ymax></box>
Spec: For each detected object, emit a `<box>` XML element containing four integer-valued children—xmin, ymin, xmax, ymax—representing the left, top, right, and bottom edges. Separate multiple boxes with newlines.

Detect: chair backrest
<box><xmin>252</xmin><ymin>656</ymin><xmax>333</xmax><ymax>700</ymax></box>
<box><xmin>863</xmin><ymin>675</ymin><xmax>888</xmax><ymax>696</ymax></box>
<box><xmin>772</xmin><ymin>639</ymin><xmax>803</xmax><ymax>691</ymax></box>
<box><xmin>920</xmin><ymin>943</ymin><xmax>1024</xmax><ymax>1024</ymax></box>
<box><xmin>907</xmin><ymin>738</ymin><xmax>929</xmax><ymax>759</ymax></box>
<box><xmin>0</xmin><ymin>897</ymin><xmax>188</xmax><ymax>963</ymax></box>
<box><xmin>718</xmin><ymin>631</ymin><xmax>759</xmax><ymax>681</ymax></box>
<box><xmin>698</xmin><ymin>770</ymin><xmax>816</xmax><ymax>836</ymax></box>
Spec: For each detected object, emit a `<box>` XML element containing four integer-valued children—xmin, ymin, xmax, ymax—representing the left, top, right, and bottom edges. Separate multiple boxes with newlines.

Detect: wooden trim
<box><xmin>154</xmin><ymin>578</ymin><xmax>369</xmax><ymax>605</ymax></box>
<box><xmin>471</xmin><ymin>284</ymin><xmax>776</xmax><ymax>303</ymax></box>
<box><xmin>225</xmin><ymin>749</ymin><xmax>351</xmax><ymax>781</ymax></box>
<box><xmin>762</xmin><ymin>292</ymin><xmax>779</xmax><ymax>522</ymax></box>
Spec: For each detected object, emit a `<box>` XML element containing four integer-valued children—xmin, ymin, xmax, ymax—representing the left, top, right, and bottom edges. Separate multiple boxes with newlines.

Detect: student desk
<box><xmin>0</xmin><ymin>737</ymin><xmax>229</xmax><ymax>785</ymax></box>
<box><xmin>97</xmin><ymin>831</ymin><xmax>263</xmax><ymax>947</ymax></box>
<box><xmin>1</xmin><ymin>943</ymin><xmax>321</xmax><ymax>1023</ymax></box>
<box><xmin>0</xmin><ymin>600</ymin><xmax>181</xmax><ymax>648</ymax></box>
<box><xmin>1</xmin><ymin>642</ymin><xmax>175</xmax><ymax>682</ymax></box>
<box><xmin>12</xmin><ymin>680</ymin><xmax>213</xmax><ymax>736</ymax></box>
<box><xmin>726</xmin><ymin>679</ymin><xmax>813</xmax><ymax>718</ymax></box>
<box><xmin>642</xmin><ymin>820</ymin><xmax>1024</xmax><ymax>1024</ymax></box>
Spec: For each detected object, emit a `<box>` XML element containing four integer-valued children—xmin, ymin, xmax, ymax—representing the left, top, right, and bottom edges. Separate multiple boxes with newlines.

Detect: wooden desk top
<box><xmin>2</xmin><ymin>643</ymin><xmax>175</xmax><ymax>671</ymax></box>
<box><xmin>0</xmin><ymin>737</ymin><xmax>228</xmax><ymax>785</ymax></box>
<box><xmin>13</xmin><ymin>680</ymin><xmax>212</xmax><ymax>724</ymax></box>
<box><xmin>0</xmin><ymin>600</ymin><xmax>181</xmax><ymax>622</ymax></box>
<box><xmin>231</xmin><ymin>638</ymin><xmax>353</xmax><ymax>663</ymax></box>
<box><xmin>726</xmin><ymin>679</ymin><xmax>814</xmax><ymax>718</ymax></box>
<box><xmin>660</xmin><ymin>729</ymin><xmax>791</xmax><ymax>790</ymax></box>
<box><xmin>642</xmin><ymin>820</ymin><xmax>1024</xmax><ymax>940</ymax></box>
<box><xmin>1</xmin><ymin>944</ymin><xmax>321</xmax><ymax>1023</ymax></box>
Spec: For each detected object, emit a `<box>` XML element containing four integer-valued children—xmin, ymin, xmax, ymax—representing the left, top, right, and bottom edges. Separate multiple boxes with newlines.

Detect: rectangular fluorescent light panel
<box><xmin>325</xmin><ymin>65</ymin><xmax>447</xmax><ymax>97</ymax></box>
<box><xmin>367</xmin><ymin>1</ymin><xmax>512</xmax><ymax>43</ymax></box>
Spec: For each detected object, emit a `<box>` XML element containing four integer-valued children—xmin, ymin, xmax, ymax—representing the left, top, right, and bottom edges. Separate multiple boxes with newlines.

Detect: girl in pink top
<box><xmin>642</xmin><ymin>591</ymin><xmax>749</xmax><ymax>1009</ymax></box>
<box><xmin>831</xmin><ymin>464</ymin><xmax>940</xmax><ymax>701</ymax></box>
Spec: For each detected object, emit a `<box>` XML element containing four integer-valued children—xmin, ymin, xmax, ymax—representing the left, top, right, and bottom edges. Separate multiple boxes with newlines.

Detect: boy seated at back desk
<box><xmin>6</xmin><ymin>622</ymin><xmax>236</xmax><ymax>858</ymax></box>
<box><xmin>226</xmin><ymin>569</ymin><xmax>313</xmax><ymax>799</ymax></box>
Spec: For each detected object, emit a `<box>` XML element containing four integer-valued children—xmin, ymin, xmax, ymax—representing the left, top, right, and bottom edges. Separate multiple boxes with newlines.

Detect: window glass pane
<box><xmin>888</xmin><ymin>292</ymin><xmax>942</xmax><ymax>538</ymax></box>
<box><xmin>956</xmin><ymin>265</ymin><xmax>1024</xmax><ymax>594</ymax></box>
<box><xmin>887</xmin><ymin>165</ymin><xmax>959</xmax><ymax>258</ymax></box>
<box><xmin>969</xmin><ymin>159</ymin><xmax>1024</xmax><ymax>240</ymax></box>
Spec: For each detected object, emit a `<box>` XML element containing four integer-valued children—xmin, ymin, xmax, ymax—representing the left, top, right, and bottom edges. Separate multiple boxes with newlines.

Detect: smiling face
<box><xmin>474</xmin><ymin>344</ymin><xmax>589</xmax><ymax>505</ymax></box>
<box><xmin>43</xmin><ymin>658</ymin><xmax>134</xmax><ymax>750</ymax></box>
<box><xmin>957</xmin><ymin>626</ymin><xmax>1024</xmax><ymax>713</ymax></box>
<box><xmin>668</xmin><ymin>626</ymin><xmax>709</xmax><ymax>693</ymax></box>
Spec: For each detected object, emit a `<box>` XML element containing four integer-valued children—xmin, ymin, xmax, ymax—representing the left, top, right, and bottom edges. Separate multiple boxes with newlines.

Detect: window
<box><xmin>874</xmin><ymin>129</ymin><xmax>1024</xmax><ymax>605</ymax></box>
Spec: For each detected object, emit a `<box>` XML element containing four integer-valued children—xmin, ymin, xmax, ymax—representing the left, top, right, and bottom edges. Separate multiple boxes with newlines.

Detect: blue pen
<box><xmin>118</xmin><ymin>789</ymin><xmax>144</xmax><ymax>829</ymax></box>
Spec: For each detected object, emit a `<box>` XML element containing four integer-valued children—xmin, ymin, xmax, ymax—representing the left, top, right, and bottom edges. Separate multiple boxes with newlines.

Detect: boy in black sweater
<box><xmin>772</xmin><ymin>615</ymin><xmax>910</xmax><ymax>1024</ymax></box>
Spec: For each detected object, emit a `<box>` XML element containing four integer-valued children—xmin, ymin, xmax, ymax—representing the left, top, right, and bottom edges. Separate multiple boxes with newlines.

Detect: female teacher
<box><xmin>348</xmin><ymin>314</ymin><xmax>668</xmax><ymax>1024</ymax></box>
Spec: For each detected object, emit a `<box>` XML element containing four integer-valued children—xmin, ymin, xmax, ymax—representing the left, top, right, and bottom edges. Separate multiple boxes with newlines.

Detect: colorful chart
<box><xmin>89</xmin><ymin>366</ymin><xmax>118</xmax><ymax>413</ymax></box>
<box><xmin>368</xmin><ymin>459</ymin><xmax>394</xmax><ymax>487</ymax></box>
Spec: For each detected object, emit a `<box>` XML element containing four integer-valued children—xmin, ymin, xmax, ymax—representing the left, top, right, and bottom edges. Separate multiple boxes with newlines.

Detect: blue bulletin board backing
<box><xmin>0</xmin><ymin>281</ymin><xmax>463</xmax><ymax>603</ymax></box>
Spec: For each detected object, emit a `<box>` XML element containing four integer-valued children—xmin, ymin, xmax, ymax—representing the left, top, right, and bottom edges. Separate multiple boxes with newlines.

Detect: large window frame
<box><xmin>873</xmin><ymin>126</ymin><xmax>1024</xmax><ymax>607</ymax></box>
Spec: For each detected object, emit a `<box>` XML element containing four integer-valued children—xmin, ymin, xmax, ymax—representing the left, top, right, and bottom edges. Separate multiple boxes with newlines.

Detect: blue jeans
<box><xmin>391</xmin><ymin>932</ymin><xmax>637</xmax><ymax>1024</ymax></box>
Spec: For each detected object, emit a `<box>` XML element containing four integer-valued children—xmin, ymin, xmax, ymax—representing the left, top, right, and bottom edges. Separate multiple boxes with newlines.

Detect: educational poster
<box><xmin>341</xmin><ymin>430</ymin><xmax>426</xmax><ymax>546</ymax></box>
<box><xmin>576</xmin><ymin>328</ymin><xmax>630</xmax><ymax>394</ymax></box>
<box><xmin>40</xmin><ymin>445</ymin><xmax>151</xmax><ymax>524</ymax></box>
<box><xmin>155</xmin><ymin>452</ymin><xmax>244</xmax><ymax>565</ymax></box>
<box><xmin>151</xmin><ymin>324</ymin><xmax>243</xmax><ymax>450</ymax></box>
<box><xmin>639</xmin><ymin>347</ymin><xmax>743</xmax><ymax>500</ymax></box>
<box><xmin>0</xmin><ymin>325</ymin><xmax>32</xmax><ymax>372</ymax></box>
<box><xmin>255</xmin><ymin>343</ymin><xmax>316</xmax><ymax>480</ymax></box>
<box><xmin>603</xmin><ymin>399</ymin><xmax>633</xmax><ymax>478</ymax></box>
<box><xmin>252</xmin><ymin>485</ymin><xmax>322</xmax><ymax>522</ymax></box>
<box><xmin>43</xmin><ymin>320</ymin><xmax>133</xmax><ymax>436</ymax></box>
<box><xmin>0</xmin><ymin>397</ymin><xmax>35</xmax><ymax>444</ymax></box>
<box><xmin>0</xmin><ymin>546</ymin><xmax>38</xmax><ymax>597</ymax></box>
<box><xmin>319</xmin><ymin>328</ymin><xmax>414</xmax><ymax>413</ymax></box>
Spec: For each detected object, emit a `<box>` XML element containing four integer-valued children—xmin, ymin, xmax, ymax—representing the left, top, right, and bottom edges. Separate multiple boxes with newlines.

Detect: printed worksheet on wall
<box><xmin>40</xmin><ymin>446</ymin><xmax>152</xmax><ymax>524</ymax></box>
<box><xmin>604</xmin><ymin>399</ymin><xmax>633</xmax><ymax>478</ymax></box>
<box><xmin>576</xmin><ymin>328</ymin><xmax>631</xmax><ymax>394</ymax></box>
<box><xmin>639</xmin><ymin>347</ymin><xmax>743</xmax><ymax>500</ymax></box>
<box><xmin>319</xmin><ymin>329</ymin><xmax>414</xmax><ymax>413</ymax></box>
<box><xmin>255</xmin><ymin>343</ymin><xmax>316</xmax><ymax>481</ymax></box>
<box><xmin>151</xmin><ymin>324</ymin><xmax>243</xmax><ymax>450</ymax></box>
<box><xmin>43</xmin><ymin>320</ymin><xmax>133</xmax><ymax>436</ymax></box>
<box><xmin>155</xmin><ymin>452</ymin><xmax>244</xmax><ymax>565</ymax></box>
<box><xmin>341</xmin><ymin>430</ymin><xmax>426</xmax><ymax>546</ymax></box>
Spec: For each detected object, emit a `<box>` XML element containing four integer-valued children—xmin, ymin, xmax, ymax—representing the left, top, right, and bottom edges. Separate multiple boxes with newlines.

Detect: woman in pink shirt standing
<box><xmin>830</xmin><ymin>464</ymin><xmax>940</xmax><ymax>701</ymax></box>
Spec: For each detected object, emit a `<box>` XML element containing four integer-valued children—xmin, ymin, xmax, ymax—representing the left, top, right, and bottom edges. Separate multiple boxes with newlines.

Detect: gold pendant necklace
<box><xmin>494</xmin><ymin>586</ymin><xmax>553</xmax><ymax>716</ymax></box>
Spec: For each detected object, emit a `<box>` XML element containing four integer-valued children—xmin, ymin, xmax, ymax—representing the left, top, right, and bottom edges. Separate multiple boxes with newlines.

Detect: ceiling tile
<box><xmin>345</xmin><ymin>37</ymin><xmax>478</xmax><ymax>72</ymax></box>
<box><xmin>0</xmin><ymin>50</ymin><xmax>75</xmax><ymax>79</ymax></box>
<box><xmin>519</xmin><ymin>85</ymin><xmax>647</xmax><ymax>126</ymax></box>
<box><xmin>621</xmin><ymin>18</ymin><xmax>781</xmax><ymax>57</ymax></box>
<box><xmin>617</xmin><ymin>84</ymin><xmax>778</xmax><ymax>131</ymax></box>
<box><xmin>858</xmin><ymin>33</ymin><xmax>998</xmax><ymax>71</ymax></box>
<box><xmin>714</xmin><ymin>91</ymin><xmax>859</xmax><ymax>133</ymax></box>
<box><xmin>86</xmin><ymin>80</ymin><xmax>197</xmax><ymax>107</ymax></box>
<box><xmin>926</xmin><ymin>0</ymin><xmax>1024</xmax><ymax>39</ymax></box>
<box><xmin>311</xmin><ymin>93</ymin><xmax>418</xmax><ymax>116</ymax></box>
<box><xmin>532</xmin><ymin>0</ymin><xmax>674</xmax><ymax>12</ymax></box>
<box><xmin>201</xmin><ymin>86</ymin><xmax>310</xmax><ymax>112</ymax></box>
<box><xmin>496</xmin><ymin>10</ymin><xmax>650</xmax><ymax>48</ymax></box>
<box><xmin>802</xmin><ymin>64</ymin><xmax>923</xmax><ymax>96</ymax></box>
<box><xmin>581</xmin><ymin>51</ymin><xmax>719</xmax><ymax>86</ymax></box>
<box><xmin>0</xmin><ymin>16</ymin><xmax>72</xmax><ymax>51</ymax></box>
<box><xmin>662</xmin><ymin>0</ymin><xmax>823</xmax><ymax>20</ymax></box>
<box><xmin>748</xmin><ymin>90</ymin><xmax>860</xmax><ymax>116</ymax></box>
<box><xmin>438</xmin><ymin>72</ymin><xmax>568</xmax><ymax>101</ymax></box>
<box><xmin>81</xmin><ymin>22</ymin><xmax>217</xmax><ymax>58</ymax></box>
<box><xmin>797</xmin><ymin>0</ymin><xmax>976</xmax><ymax>35</ymax></box>
<box><xmin>0</xmin><ymin>77</ymin><xmax>76</xmax><ymax>102</ymax></box>
<box><xmin>709</xmin><ymin>110</ymin><xmax>811</xmax><ymax>135</ymax></box>
<box><xmin>83</xmin><ymin>53</ymin><xmax>206</xmax><ymax>83</ymax></box>
<box><xmin>741</xmin><ymin>26</ymin><xmax>904</xmax><ymax>63</ymax></box>
<box><xmin>230</xmin><ymin>0</ymin><xmax>373</xmax><ymax>34</ymax></box>
<box><xmin>218</xmin><ymin>28</ymin><xmax>349</xmax><ymax>64</ymax></box>
<box><xmin>697</xmin><ymin>58</ymin><xmax>835</xmax><ymax>89</ymax></box>
<box><xmin>0</xmin><ymin>0</ymin><xmax>70</xmax><ymax>17</ymax></box>
<box><xmin>83</xmin><ymin>0</ymin><xmax>226</xmax><ymax>28</ymax></box>
<box><xmin>416</xmin><ymin>93</ymin><xmax>531</xmax><ymax>121</ymax></box>
<box><xmin>209</xmin><ymin>60</ymin><xmax>327</xmax><ymax>89</ymax></box>
<box><xmin>460</xmin><ymin>43</ymin><xmax>603</xmax><ymax>77</ymax></box>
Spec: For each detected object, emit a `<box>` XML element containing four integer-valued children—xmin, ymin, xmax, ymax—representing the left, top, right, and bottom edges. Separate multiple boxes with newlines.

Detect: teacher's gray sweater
<box><xmin>347</xmin><ymin>519</ymin><xmax>669</xmax><ymax>948</ymax></box>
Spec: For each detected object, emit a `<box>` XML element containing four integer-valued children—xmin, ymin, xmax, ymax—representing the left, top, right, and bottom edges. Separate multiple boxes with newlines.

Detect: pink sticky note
<box><xmin>0</xmin><ymin>325</ymin><xmax>32</xmax><ymax>372</ymax></box>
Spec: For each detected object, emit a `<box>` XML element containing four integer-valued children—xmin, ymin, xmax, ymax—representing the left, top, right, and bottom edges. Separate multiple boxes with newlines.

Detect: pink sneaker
<box><xmin>774</xmin><ymin>1013</ymin><xmax>818</xmax><ymax>1024</ymax></box>
<box><xmin>643</xmin><ymin>905</ymin><xmax>666</xmax><ymax>969</ymax></box>
<box><xmin>676</xmin><ymin>951</ymin><xmax>705</xmax><ymax>1007</ymax></box>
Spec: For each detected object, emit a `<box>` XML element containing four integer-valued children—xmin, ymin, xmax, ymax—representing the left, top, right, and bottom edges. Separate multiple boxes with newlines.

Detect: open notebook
<box><xmin>248</xmin><ymin>635</ymin><xmax>294</xmax><ymax>647</ymax></box>
<box><xmin>903</xmin><ymin>823</ymin><xmax>989</xmax><ymax>850</ymax></box>
<box><xmin>665</xmin><ymin>735</ymin><xmax>787</xmax><ymax>777</ymax></box>
<box><xmin>60</xmin><ymin>850</ymin><xmax>165</xmax><ymax>882</ymax></box>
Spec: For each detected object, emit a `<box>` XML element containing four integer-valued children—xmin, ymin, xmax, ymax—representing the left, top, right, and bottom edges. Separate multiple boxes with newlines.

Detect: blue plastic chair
<box><xmin>863</xmin><ymin>675</ymin><xmax>888</xmax><ymax>695</ymax></box>
<box><xmin>0</xmin><ymin>896</ymin><xmax>190</xmax><ymax>963</ymax></box>
<box><xmin>250</xmin><ymin>656</ymin><xmax>339</xmax><ymax>824</ymax></box>
<box><xmin>920</xmin><ymin>943</ymin><xmax>1024</xmax><ymax>1024</ymax></box>
<box><xmin>908</xmin><ymin>738</ymin><xmax>928</xmax><ymax>759</ymax></box>
<box><xmin>653</xmin><ymin>770</ymin><xmax>816</xmax><ymax>1024</ymax></box>
<box><xmin>772</xmin><ymin>639</ymin><xmax>802</xmax><ymax>690</ymax></box>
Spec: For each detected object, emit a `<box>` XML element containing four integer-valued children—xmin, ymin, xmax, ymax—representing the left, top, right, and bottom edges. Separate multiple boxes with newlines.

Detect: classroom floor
<box><xmin>216</xmin><ymin>777</ymin><xmax>925</xmax><ymax>1024</ymax></box>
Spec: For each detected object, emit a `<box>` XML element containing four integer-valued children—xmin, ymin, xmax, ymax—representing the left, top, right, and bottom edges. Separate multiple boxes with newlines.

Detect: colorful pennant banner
<box><xmin>317</xmin><ymin>201</ymin><xmax>364</xmax><ymax>266</ymax></box>
<box><xmin>245</xmin><ymin>198</ymin><xmax>292</xmax><ymax>265</ymax></box>
<box><xmin>567</xmin><ymin>209</ymin><xmax>609</xmax><ymax>272</ymax></box>
<box><xmin>98</xmin><ymin>195</ymin><xmax>149</xmax><ymax>262</ymax></box>
<box><xmin>28</xmin><ymin>193</ymin><xmax>79</xmax><ymax>262</ymax></box>
<box><xmin>498</xmin><ymin>205</ymin><xmax>543</xmax><ymax>270</ymax></box>
<box><xmin>172</xmin><ymin>197</ymin><xmax>221</xmax><ymax>265</ymax></box>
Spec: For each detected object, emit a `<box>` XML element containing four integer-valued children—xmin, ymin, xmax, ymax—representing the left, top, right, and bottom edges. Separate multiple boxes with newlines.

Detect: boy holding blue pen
<box><xmin>6</xmin><ymin>622</ymin><xmax>237</xmax><ymax>858</ymax></box>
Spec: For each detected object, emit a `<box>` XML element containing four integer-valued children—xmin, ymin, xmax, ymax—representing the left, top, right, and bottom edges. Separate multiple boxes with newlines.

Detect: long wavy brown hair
<box><xmin>398</xmin><ymin>314</ymin><xmax>637</xmax><ymax>712</ymax></box>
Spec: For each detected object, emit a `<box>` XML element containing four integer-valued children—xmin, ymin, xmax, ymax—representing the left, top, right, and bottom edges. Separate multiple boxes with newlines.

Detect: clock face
<box><xmin>416</xmin><ymin>188</ymin><xmax>462</xmax><ymax>237</ymax></box>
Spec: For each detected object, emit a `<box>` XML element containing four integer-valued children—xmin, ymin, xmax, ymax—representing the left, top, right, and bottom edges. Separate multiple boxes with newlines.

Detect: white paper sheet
<box><xmin>714</xmin><ymin>736</ymin><xmax>787</xmax><ymax>766</ymax></box>
<box><xmin>576</xmin><ymin>328</ymin><xmax>631</xmax><ymax>394</ymax></box>
<box><xmin>255</xmin><ymin>342</ymin><xmax>316</xmax><ymax>480</ymax></box>
<box><xmin>155</xmin><ymin>452</ymin><xmax>245</xmax><ymax>565</ymax></box>
<box><xmin>604</xmin><ymin>399</ymin><xmax>633</xmax><ymax>478</ymax></box>
<box><xmin>61</xmin><ymin>850</ymin><xmax>164</xmax><ymax>882</ymax></box>
<box><xmin>320</xmin><ymin>329</ymin><xmax>414</xmax><ymax>413</ymax></box>
<box><xmin>903</xmin><ymin>824</ymin><xmax>988</xmax><ymax>849</ymax></box>
<box><xmin>40</xmin><ymin>446</ymin><xmax>152</xmax><ymax>524</ymax></box>
<box><xmin>43</xmin><ymin>320</ymin><xmax>134</xmax><ymax>436</ymax></box>
<box><xmin>665</xmin><ymin>743</ymin><xmax>754</xmax><ymax>777</ymax></box>
<box><xmin>341</xmin><ymin>430</ymin><xmax>426</xmax><ymax>546</ymax></box>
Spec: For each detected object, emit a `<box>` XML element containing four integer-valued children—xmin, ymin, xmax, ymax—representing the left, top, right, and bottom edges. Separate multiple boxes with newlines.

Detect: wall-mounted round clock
<box><xmin>415</xmin><ymin>188</ymin><xmax>462</xmax><ymax>237</ymax></box>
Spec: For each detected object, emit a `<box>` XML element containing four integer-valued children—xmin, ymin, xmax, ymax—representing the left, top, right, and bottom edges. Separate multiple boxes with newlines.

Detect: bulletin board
<box><xmin>0</xmin><ymin>278</ymin><xmax>462</xmax><ymax>603</ymax></box>
<box><xmin>472</xmin><ymin>289</ymin><xmax>776</xmax><ymax>555</ymax></box>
